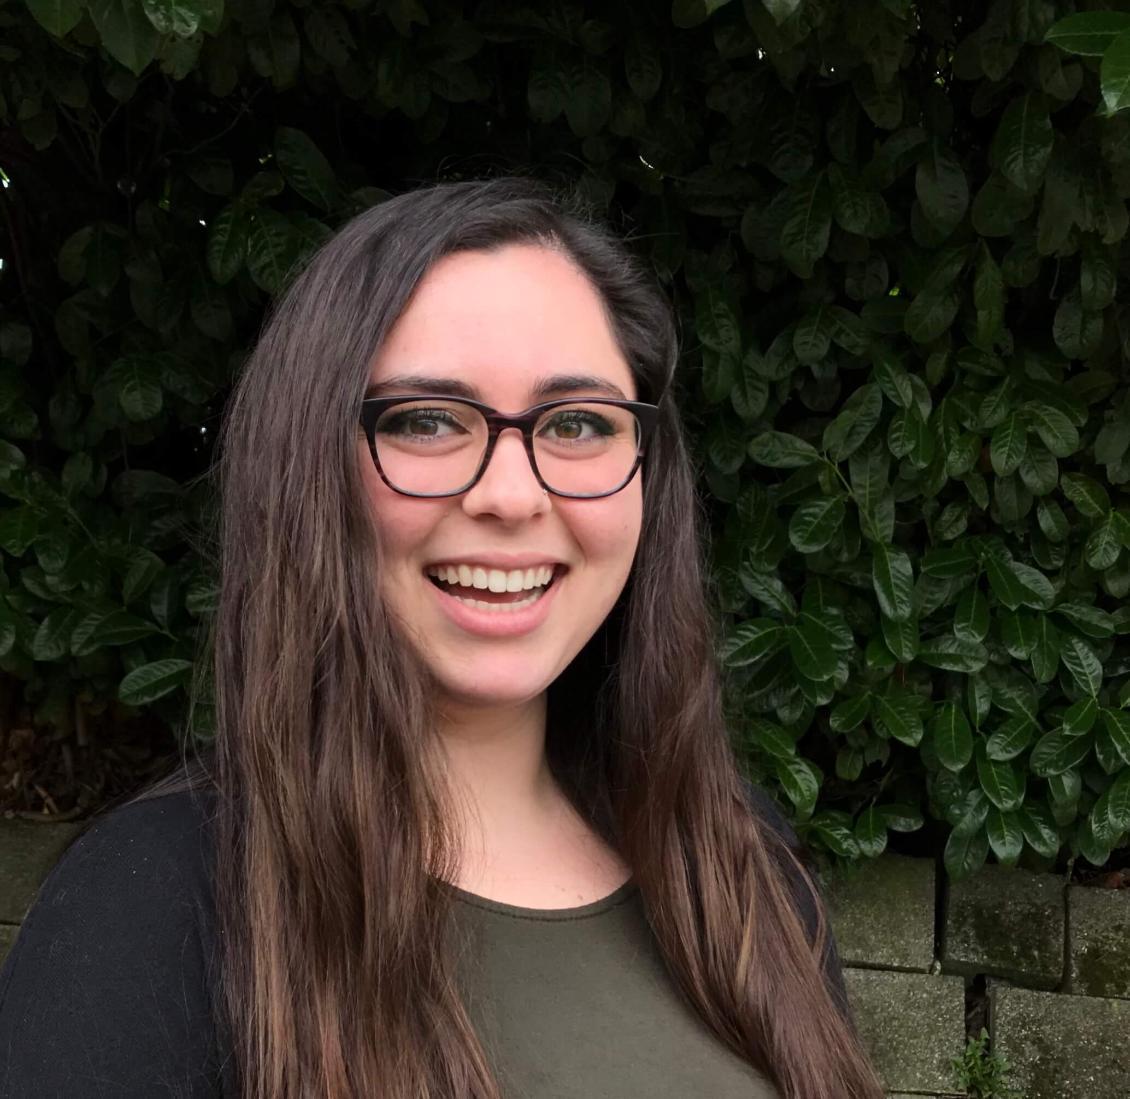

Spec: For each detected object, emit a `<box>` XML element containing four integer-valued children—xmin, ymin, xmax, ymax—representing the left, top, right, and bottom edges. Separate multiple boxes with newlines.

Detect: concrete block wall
<box><xmin>826</xmin><ymin>852</ymin><xmax>1130</xmax><ymax>1098</ymax></box>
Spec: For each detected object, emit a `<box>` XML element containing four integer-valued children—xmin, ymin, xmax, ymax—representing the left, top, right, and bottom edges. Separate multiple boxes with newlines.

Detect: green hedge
<box><xmin>2</xmin><ymin>0</ymin><xmax>1129</xmax><ymax>878</ymax></box>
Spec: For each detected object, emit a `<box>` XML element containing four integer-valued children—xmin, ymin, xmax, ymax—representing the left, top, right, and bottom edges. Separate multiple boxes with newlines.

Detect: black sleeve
<box><xmin>742</xmin><ymin>779</ymin><xmax>851</xmax><ymax>1020</ymax></box>
<box><xmin>0</xmin><ymin>792</ymin><xmax>230</xmax><ymax>1098</ymax></box>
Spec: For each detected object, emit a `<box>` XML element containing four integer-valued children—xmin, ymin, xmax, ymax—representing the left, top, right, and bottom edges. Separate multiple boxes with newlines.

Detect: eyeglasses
<box><xmin>358</xmin><ymin>395</ymin><xmax>660</xmax><ymax>499</ymax></box>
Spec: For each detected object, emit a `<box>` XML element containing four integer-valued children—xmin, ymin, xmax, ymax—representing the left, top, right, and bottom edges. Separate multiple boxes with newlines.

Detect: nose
<box><xmin>460</xmin><ymin>427</ymin><xmax>550</xmax><ymax>521</ymax></box>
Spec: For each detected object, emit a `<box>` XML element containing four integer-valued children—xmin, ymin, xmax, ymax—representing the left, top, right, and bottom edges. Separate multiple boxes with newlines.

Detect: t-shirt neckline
<box><xmin>441</xmin><ymin>875</ymin><xmax>638</xmax><ymax>921</ymax></box>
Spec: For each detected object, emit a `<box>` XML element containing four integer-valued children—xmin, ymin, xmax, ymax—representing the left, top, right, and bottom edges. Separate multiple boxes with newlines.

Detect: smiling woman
<box><xmin>0</xmin><ymin>177</ymin><xmax>884</xmax><ymax>1099</ymax></box>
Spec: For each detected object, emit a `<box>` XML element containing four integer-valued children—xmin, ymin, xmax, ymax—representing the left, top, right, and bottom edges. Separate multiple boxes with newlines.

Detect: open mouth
<box><xmin>425</xmin><ymin>564</ymin><xmax>565</xmax><ymax>612</ymax></box>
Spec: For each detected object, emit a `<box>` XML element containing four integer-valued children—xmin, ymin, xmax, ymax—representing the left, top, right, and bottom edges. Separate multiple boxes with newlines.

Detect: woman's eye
<box><xmin>384</xmin><ymin>411</ymin><xmax>461</xmax><ymax>437</ymax></box>
<box><xmin>542</xmin><ymin>413</ymin><xmax>613</xmax><ymax>441</ymax></box>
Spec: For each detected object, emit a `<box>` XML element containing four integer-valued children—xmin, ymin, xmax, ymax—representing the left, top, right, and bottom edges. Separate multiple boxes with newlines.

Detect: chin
<box><xmin>433</xmin><ymin>662</ymin><xmax>561</xmax><ymax>709</ymax></box>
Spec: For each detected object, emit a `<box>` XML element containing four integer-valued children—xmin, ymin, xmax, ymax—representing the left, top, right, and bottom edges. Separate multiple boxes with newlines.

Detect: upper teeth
<box><xmin>426</xmin><ymin>564</ymin><xmax>556</xmax><ymax>592</ymax></box>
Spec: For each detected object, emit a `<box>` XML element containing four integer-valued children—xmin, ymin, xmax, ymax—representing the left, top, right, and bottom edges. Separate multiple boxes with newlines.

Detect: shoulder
<box><xmin>29</xmin><ymin>784</ymin><xmax>220</xmax><ymax>930</ymax></box>
<box><xmin>0</xmin><ymin>785</ymin><xmax>228</xmax><ymax>1097</ymax></box>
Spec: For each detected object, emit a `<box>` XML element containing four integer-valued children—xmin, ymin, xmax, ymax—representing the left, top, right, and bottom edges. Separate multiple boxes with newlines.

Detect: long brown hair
<box><xmin>128</xmin><ymin>176</ymin><xmax>883</xmax><ymax>1099</ymax></box>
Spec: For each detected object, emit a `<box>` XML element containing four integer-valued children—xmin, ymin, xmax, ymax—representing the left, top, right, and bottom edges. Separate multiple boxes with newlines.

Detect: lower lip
<box><xmin>427</xmin><ymin>571</ymin><xmax>565</xmax><ymax>637</ymax></box>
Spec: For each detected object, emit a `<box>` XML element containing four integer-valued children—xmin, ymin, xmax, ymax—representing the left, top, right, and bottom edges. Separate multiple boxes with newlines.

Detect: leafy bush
<box><xmin>1</xmin><ymin>0</ymin><xmax>1128</xmax><ymax>876</ymax></box>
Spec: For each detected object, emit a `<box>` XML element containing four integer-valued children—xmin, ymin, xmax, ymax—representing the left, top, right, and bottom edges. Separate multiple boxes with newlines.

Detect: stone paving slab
<box><xmin>1066</xmin><ymin>885</ymin><xmax>1130</xmax><ymax>999</ymax></box>
<box><xmin>0</xmin><ymin>817</ymin><xmax>82</xmax><ymax>924</ymax></box>
<box><xmin>942</xmin><ymin>864</ymin><xmax>1064</xmax><ymax>988</ymax></box>
<box><xmin>990</xmin><ymin>980</ymin><xmax>1130</xmax><ymax>1099</ymax></box>
<box><xmin>826</xmin><ymin>853</ymin><xmax>935</xmax><ymax>971</ymax></box>
<box><xmin>844</xmin><ymin>968</ymin><xmax>966</xmax><ymax>1095</ymax></box>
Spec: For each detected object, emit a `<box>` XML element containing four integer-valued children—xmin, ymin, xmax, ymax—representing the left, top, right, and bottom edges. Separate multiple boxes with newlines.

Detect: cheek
<box><xmin>357</xmin><ymin>442</ymin><xmax>435</xmax><ymax>565</ymax></box>
<box><xmin>568</xmin><ymin>483</ymin><xmax>644</xmax><ymax>575</ymax></box>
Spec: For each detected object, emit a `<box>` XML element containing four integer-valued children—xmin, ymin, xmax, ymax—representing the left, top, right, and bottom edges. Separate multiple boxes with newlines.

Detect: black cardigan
<box><xmin>0</xmin><ymin>782</ymin><xmax>848</xmax><ymax>1097</ymax></box>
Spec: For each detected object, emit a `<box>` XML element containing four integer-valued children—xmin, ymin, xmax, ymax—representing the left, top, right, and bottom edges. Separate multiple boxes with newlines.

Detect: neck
<box><xmin>435</xmin><ymin>691</ymin><xmax>562</xmax><ymax>875</ymax></box>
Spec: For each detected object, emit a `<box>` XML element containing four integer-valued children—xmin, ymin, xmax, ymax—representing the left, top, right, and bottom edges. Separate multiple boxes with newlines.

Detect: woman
<box><xmin>0</xmin><ymin>177</ymin><xmax>883</xmax><ymax>1098</ymax></box>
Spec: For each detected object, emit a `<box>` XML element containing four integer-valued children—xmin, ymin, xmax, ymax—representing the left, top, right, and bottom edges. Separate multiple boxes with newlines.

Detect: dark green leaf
<box><xmin>985</xmin><ymin>553</ymin><xmax>1027</xmax><ymax>610</ymax></box>
<box><xmin>853</xmin><ymin>807</ymin><xmax>888</xmax><ymax>858</ymax></box>
<box><xmin>88</xmin><ymin>0</ymin><xmax>160</xmax><ymax>75</ymax></box>
<box><xmin>774</xmin><ymin>754</ymin><xmax>821</xmax><ymax>816</ymax></box>
<box><xmin>1063</xmin><ymin>697</ymin><xmax>1099</xmax><ymax>735</ymax></box>
<box><xmin>31</xmin><ymin>607</ymin><xmax>83</xmax><ymax>661</ymax></box>
<box><xmin>25</xmin><ymin>0</ymin><xmax>85</xmax><ymax>37</ymax></box>
<box><xmin>746</xmin><ymin>718</ymin><xmax>797</xmax><ymax>759</ymax></box>
<box><xmin>205</xmin><ymin>206</ymin><xmax>248</xmax><ymax>286</ymax></box>
<box><xmin>247</xmin><ymin>210</ymin><xmax>295</xmax><ymax>296</ymax></box>
<box><xmin>748</xmin><ymin>431</ymin><xmax>821</xmax><ymax>468</ymax></box>
<box><xmin>1086</xmin><ymin>514</ymin><xmax>1123</xmax><ymax>570</ymax></box>
<box><xmin>986</xmin><ymin>807</ymin><xmax>1024</xmax><ymax>865</ymax></box>
<box><xmin>789</xmin><ymin>496</ymin><xmax>845</xmax><ymax>553</ymax></box>
<box><xmin>915</xmin><ymin>139</ymin><xmax>968</xmax><ymax>235</ymax></box>
<box><xmin>1046</xmin><ymin>12</ymin><xmax>1130</xmax><ymax>56</ymax></box>
<box><xmin>921</xmin><ymin>545</ymin><xmax>978</xmax><ymax>579</ymax></box>
<box><xmin>827</xmin><ymin>306</ymin><xmax>870</xmax><ymax>355</ymax></box>
<box><xmin>918</xmin><ymin>635</ymin><xmax>988</xmax><ymax>673</ymax></box>
<box><xmin>880</xmin><ymin>613</ymin><xmax>919</xmax><ymax>662</ymax></box>
<box><xmin>945</xmin><ymin>818</ymin><xmax>989</xmax><ymax>879</ymax></box>
<box><xmin>823</xmin><ymin>383</ymin><xmax>883</xmax><ymax>460</ymax></box>
<box><xmin>71</xmin><ymin>609</ymin><xmax>158</xmax><ymax>656</ymax></box>
<box><xmin>0</xmin><ymin>508</ymin><xmax>42</xmax><ymax>556</ymax></box>
<box><xmin>1052</xmin><ymin>291</ymin><xmax>1103</xmax><ymax>361</ymax></box>
<box><xmin>811</xmin><ymin>812</ymin><xmax>860</xmax><ymax>857</ymax></box>
<box><xmin>1054</xmin><ymin>602</ymin><xmax>1115</xmax><ymax>639</ymax></box>
<box><xmin>1031</xmin><ymin>616</ymin><xmax>1061</xmax><ymax>683</ymax></box>
<box><xmin>1061</xmin><ymin>636</ymin><xmax>1103</xmax><ymax>696</ymax></box>
<box><xmin>1100</xmin><ymin>708</ymin><xmax>1130</xmax><ymax>765</ymax></box>
<box><xmin>873</xmin><ymin>688</ymin><xmax>923</xmax><ymax>746</ymax></box>
<box><xmin>1102</xmin><ymin>31</ymin><xmax>1130</xmax><ymax>114</ymax></box>
<box><xmin>141</xmin><ymin>0</ymin><xmax>201</xmax><ymax>37</ymax></box>
<box><xmin>1018</xmin><ymin>445</ymin><xmax>1058</xmax><ymax>496</ymax></box>
<box><xmin>779</xmin><ymin>174</ymin><xmax>832</xmax><ymax>278</ymax></box>
<box><xmin>986</xmin><ymin>714</ymin><xmax>1036</xmax><ymax>761</ymax></box>
<box><xmin>974</xmin><ymin>244</ymin><xmax>1005</xmax><ymax>349</ymax></box>
<box><xmin>991</xmin><ymin>94</ymin><xmax>1053</xmax><ymax>194</ymax></box>
<box><xmin>991</xmin><ymin>413</ymin><xmax>1028</xmax><ymax>475</ymax></box>
<box><xmin>904</xmin><ymin>285</ymin><xmax>961</xmax><ymax>343</ymax></box>
<box><xmin>793</xmin><ymin>307</ymin><xmax>831</xmax><ymax>365</ymax></box>
<box><xmin>275</xmin><ymin>127</ymin><xmax>338</xmax><ymax>211</ymax></box>
<box><xmin>1030</xmin><ymin>728</ymin><xmax>1093</xmax><ymax>776</ymax></box>
<box><xmin>1017</xmin><ymin>802</ymin><xmax>1060</xmax><ymax>858</ymax></box>
<box><xmin>719</xmin><ymin>619</ymin><xmax>786</xmax><ymax>667</ymax></box>
<box><xmin>788</xmin><ymin>616</ymin><xmax>838</xmax><ymax>681</ymax></box>
<box><xmin>932</xmin><ymin>701</ymin><xmax>973</xmax><ymax>772</ymax></box>
<box><xmin>872</xmin><ymin>542</ymin><xmax>914</xmax><ymax>622</ymax></box>
<box><xmin>1061</xmin><ymin>472</ymin><xmax>1110</xmax><ymax>517</ymax></box>
<box><xmin>954</xmin><ymin>584</ymin><xmax>990</xmax><ymax>642</ymax></box>
<box><xmin>739</xmin><ymin>564</ymin><xmax>797</xmax><ymax>616</ymax></box>
<box><xmin>1037</xmin><ymin>498</ymin><xmax>1070</xmax><ymax>541</ymax></box>
<box><xmin>1000</xmin><ymin>609</ymin><xmax>1038</xmax><ymax>658</ymax></box>
<box><xmin>118</xmin><ymin>658</ymin><xmax>194</xmax><ymax>705</ymax></box>
<box><xmin>829</xmin><ymin>694</ymin><xmax>870</xmax><ymax>736</ymax></box>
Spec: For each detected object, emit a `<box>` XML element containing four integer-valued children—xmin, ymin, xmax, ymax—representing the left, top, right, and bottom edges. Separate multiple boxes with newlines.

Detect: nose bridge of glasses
<box><xmin>480</xmin><ymin>420</ymin><xmax>539</xmax><ymax>481</ymax></box>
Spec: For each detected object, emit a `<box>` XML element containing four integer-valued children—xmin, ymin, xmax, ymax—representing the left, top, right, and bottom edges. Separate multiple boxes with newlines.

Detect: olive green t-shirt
<box><xmin>447</xmin><ymin>878</ymin><xmax>781</xmax><ymax>1099</ymax></box>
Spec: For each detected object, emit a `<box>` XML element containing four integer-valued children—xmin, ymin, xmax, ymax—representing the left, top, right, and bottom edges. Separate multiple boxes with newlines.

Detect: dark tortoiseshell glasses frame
<box><xmin>358</xmin><ymin>394</ymin><xmax>661</xmax><ymax>499</ymax></box>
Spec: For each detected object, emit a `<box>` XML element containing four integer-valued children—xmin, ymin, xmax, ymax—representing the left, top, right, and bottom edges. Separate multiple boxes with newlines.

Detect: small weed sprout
<box><xmin>952</xmin><ymin>1027</ymin><xmax>1021</xmax><ymax>1099</ymax></box>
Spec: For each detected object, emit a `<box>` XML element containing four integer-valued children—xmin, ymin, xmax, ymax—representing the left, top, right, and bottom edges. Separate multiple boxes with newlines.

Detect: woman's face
<box><xmin>359</xmin><ymin>243</ymin><xmax>644</xmax><ymax>712</ymax></box>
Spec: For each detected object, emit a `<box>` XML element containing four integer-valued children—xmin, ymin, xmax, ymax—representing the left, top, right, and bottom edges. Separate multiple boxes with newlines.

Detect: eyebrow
<box><xmin>363</xmin><ymin>372</ymin><xmax>630</xmax><ymax>402</ymax></box>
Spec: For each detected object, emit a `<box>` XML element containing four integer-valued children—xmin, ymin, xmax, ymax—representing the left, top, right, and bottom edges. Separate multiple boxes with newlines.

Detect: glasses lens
<box><xmin>373</xmin><ymin>400</ymin><xmax>488</xmax><ymax>495</ymax></box>
<box><xmin>372</xmin><ymin>400</ymin><xmax>643</xmax><ymax>497</ymax></box>
<box><xmin>532</xmin><ymin>402</ymin><xmax>641</xmax><ymax>496</ymax></box>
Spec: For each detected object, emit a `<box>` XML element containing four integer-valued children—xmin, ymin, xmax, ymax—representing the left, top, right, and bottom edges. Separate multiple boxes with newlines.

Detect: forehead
<box><xmin>367</xmin><ymin>244</ymin><xmax>636</xmax><ymax>402</ymax></box>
